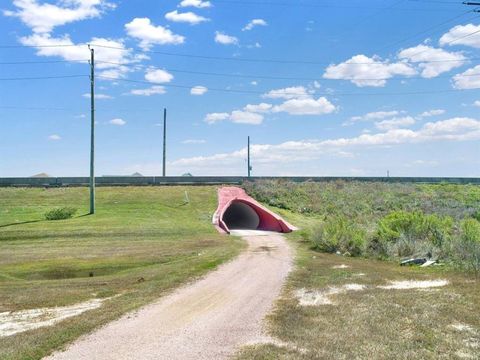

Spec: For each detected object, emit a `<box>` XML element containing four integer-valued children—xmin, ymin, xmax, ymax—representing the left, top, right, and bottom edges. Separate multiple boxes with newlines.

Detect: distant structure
<box><xmin>31</xmin><ymin>173</ymin><xmax>50</xmax><ymax>178</ymax></box>
<box><xmin>182</xmin><ymin>173</ymin><xmax>193</xmax><ymax>177</ymax></box>
<box><xmin>131</xmin><ymin>172</ymin><xmax>143</xmax><ymax>177</ymax></box>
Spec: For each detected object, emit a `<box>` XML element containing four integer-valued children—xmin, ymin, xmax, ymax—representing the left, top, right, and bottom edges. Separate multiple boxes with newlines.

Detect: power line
<box><xmin>0</xmin><ymin>59</ymin><xmax>88</xmax><ymax>65</ymax></box>
<box><xmin>0</xmin><ymin>75</ymin><xmax>87</xmax><ymax>81</ymax></box>
<box><xmin>98</xmin><ymin>75</ymin><xmax>475</xmax><ymax>96</ymax></box>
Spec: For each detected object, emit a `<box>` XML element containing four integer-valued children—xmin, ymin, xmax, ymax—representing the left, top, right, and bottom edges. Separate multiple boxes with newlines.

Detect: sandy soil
<box><xmin>45</xmin><ymin>233</ymin><xmax>292</xmax><ymax>360</ymax></box>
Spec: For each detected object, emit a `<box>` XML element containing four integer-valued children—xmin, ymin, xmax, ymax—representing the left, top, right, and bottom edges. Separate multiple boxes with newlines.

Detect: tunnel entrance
<box><xmin>222</xmin><ymin>201</ymin><xmax>260</xmax><ymax>230</ymax></box>
<box><xmin>213</xmin><ymin>187</ymin><xmax>296</xmax><ymax>234</ymax></box>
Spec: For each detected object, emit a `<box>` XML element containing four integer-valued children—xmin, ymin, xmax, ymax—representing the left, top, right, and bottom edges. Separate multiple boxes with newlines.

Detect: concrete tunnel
<box><xmin>213</xmin><ymin>187</ymin><xmax>297</xmax><ymax>234</ymax></box>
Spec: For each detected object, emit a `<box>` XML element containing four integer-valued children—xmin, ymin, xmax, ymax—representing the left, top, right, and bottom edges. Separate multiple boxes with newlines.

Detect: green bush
<box><xmin>45</xmin><ymin>207</ymin><xmax>77</xmax><ymax>220</ymax></box>
<box><xmin>370</xmin><ymin>211</ymin><xmax>453</xmax><ymax>258</ymax></box>
<box><xmin>310</xmin><ymin>216</ymin><xmax>366</xmax><ymax>256</ymax></box>
<box><xmin>451</xmin><ymin>219</ymin><xmax>480</xmax><ymax>274</ymax></box>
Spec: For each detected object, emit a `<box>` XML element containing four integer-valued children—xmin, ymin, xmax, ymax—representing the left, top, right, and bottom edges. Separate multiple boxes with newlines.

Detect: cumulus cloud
<box><xmin>242</xmin><ymin>18</ymin><xmax>267</xmax><ymax>31</ymax></box>
<box><xmin>178</xmin><ymin>0</ymin><xmax>211</xmax><ymax>8</ymax></box>
<box><xmin>48</xmin><ymin>134</ymin><xmax>61</xmax><ymax>141</ymax></box>
<box><xmin>375</xmin><ymin>116</ymin><xmax>416</xmax><ymax>131</ymax></box>
<box><xmin>109</xmin><ymin>118</ymin><xmax>126</xmax><ymax>126</ymax></box>
<box><xmin>398</xmin><ymin>45</ymin><xmax>465</xmax><ymax>78</ymax></box>
<box><xmin>418</xmin><ymin>109</ymin><xmax>445</xmax><ymax>118</ymax></box>
<box><xmin>19</xmin><ymin>34</ymin><xmax>139</xmax><ymax>80</ymax></box>
<box><xmin>82</xmin><ymin>93</ymin><xmax>113</xmax><ymax>99</ymax></box>
<box><xmin>272</xmin><ymin>97</ymin><xmax>336</xmax><ymax>115</ymax></box>
<box><xmin>243</xmin><ymin>103</ymin><xmax>272</xmax><ymax>113</ymax></box>
<box><xmin>3</xmin><ymin>0</ymin><xmax>114</xmax><ymax>33</ymax></box>
<box><xmin>165</xmin><ymin>10</ymin><xmax>208</xmax><ymax>24</ymax></box>
<box><xmin>130</xmin><ymin>86</ymin><xmax>166</xmax><ymax>96</ymax></box>
<box><xmin>452</xmin><ymin>65</ymin><xmax>480</xmax><ymax>89</ymax></box>
<box><xmin>190</xmin><ymin>86</ymin><xmax>208</xmax><ymax>95</ymax></box>
<box><xmin>175</xmin><ymin>117</ymin><xmax>480</xmax><ymax>171</ymax></box>
<box><xmin>125</xmin><ymin>17</ymin><xmax>185</xmax><ymax>50</ymax></box>
<box><xmin>204</xmin><ymin>113</ymin><xmax>229</xmax><ymax>123</ymax></box>
<box><xmin>440</xmin><ymin>23</ymin><xmax>480</xmax><ymax>48</ymax></box>
<box><xmin>263</xmin><ymin>86</ymin><xmax>311</xmax><ymax>99</ymax></box>
<box><xmin>145</xmin><ymin>68</ymin><xmax>174</xmax><ymax>83</ymax></box>
<box><xmin>347</xmin><ymin>110</ymin><xmax>402</xmax><ymax>125</ymax></box>
<box><xmin>204</xmin><ymin>111</ymin><xmax>263</xmax><ymax>125</ymax></box>
<box><xmin>214</xmin><ymin>31</ymin><xmax>238</xmax><ymax>45</ymax></box>
<box><xmin>323</xmin><ymin>55</ymin><xmax>416</xmax><ymax>87</ymax></box>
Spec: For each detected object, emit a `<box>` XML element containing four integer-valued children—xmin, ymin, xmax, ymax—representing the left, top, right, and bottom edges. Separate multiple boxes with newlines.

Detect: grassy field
<box><xmin>236</xmin><ymin>181</ymin><xmax>480</xmax><ymax>359</ymax></box>
<box><xmin>0</xmin><ymin>186</ymin><xmax>243</xmax><ymax>360</ymax></box>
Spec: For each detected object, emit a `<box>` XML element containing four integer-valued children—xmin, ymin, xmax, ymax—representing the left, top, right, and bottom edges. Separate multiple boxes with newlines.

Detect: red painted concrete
<box><xmin>213</xmin><ymin>187</ymin><xmax>297</xmax><ymax>234</ymax></box>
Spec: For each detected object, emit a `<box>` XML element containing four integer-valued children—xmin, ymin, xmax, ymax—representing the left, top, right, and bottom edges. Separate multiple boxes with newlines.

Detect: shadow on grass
<box><xmin>0</xmin><ymin>213</ymin><xmax>91</xmax><ymax>228</ymax></box>
<box><xmin>0</xmin><ymin>219</ymin><xmax>44</xmax><ymax>228</ymax></box>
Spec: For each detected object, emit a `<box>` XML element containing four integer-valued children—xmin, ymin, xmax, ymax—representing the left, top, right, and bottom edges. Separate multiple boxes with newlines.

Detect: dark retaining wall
<box><xmin>0</xmin><ymin>176</ymin><xmax>479</xmax><ymax>187</ymax></box>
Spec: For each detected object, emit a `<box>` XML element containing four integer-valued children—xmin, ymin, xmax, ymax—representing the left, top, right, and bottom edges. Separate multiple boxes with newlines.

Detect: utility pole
<box><xmin>162</xmin><ymin>108</ymin><xmax>167</xmax><ymax>177</ymax></box>
<box><xmin>247</xmin><ymin>136</ymin><xmax>252</xmax><ymax>177</ymax></box>
<box><xmin>89</xmin><ymin>46</ymin><xmax>95</xmax><ymax>215</ymax></box>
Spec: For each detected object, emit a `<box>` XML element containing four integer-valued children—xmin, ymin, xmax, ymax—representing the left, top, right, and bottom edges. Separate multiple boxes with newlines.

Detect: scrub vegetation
<box><xmin>238</xmin><ymin>180</ymin><xmax>480</xmax><ymax>360</ymax></box>
<box><xmin>0</xmin><ymin>186</ymin><xmax>243</xmax><ymax>360</ymax></box>
<box><xmin>244</xmin><ymin>180</ymin><xmax>480</xmax><ymax>273</ymax></box>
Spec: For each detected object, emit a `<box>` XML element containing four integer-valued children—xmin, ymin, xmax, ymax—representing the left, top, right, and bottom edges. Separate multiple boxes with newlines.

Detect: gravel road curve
<box><xmin>45</xmin><ymin>233</ymin><xmax>292</xmax><ymax>360</ymax></box>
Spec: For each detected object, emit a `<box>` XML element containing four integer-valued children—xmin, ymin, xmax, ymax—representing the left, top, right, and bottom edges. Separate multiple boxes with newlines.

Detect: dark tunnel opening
<box><xmin>221</xmin><ymin>201</ymin><xmax>261</xmax><ymax>230</ymax></box>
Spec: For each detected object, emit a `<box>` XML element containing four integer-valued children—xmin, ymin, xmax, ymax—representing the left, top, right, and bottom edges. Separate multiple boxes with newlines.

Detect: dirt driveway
<box><xmin>46</xmin><ymin>232</ymin><xmax>292</xmax><ymax>360</ymax></box>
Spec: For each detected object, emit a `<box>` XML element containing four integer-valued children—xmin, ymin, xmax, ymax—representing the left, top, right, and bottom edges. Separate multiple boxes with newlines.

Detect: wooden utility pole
<box><xmin>162</xmin><ymin>108</ymin><xmax>167</xmax><ymax>177</ymax></box>
<box><xmin>89</xmin><ymin>46</ymin><xmax>95</xmax><ymax>214</ymax></box>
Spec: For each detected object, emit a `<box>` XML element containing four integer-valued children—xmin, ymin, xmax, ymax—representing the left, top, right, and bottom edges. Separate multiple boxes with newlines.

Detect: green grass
<box><xmin>0</xmin><ymin>186</ymin><xmax>243</xmax><ymax>360</ymax></box>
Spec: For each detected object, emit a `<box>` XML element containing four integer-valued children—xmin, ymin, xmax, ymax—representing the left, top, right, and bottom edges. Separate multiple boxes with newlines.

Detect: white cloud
<box><xmin>349</xmin><ymin>110</ymin><xmax>402</xmax><ymax>124</ymax></box>
<box><xmin>125</xmin><ymin>17</ymin><xmax>185</xmax><ymax>50</ymax></box>
<box><xmin>82</xmin><ymin>93</ymin><xmax>113</xmax><ymax>99</ymax></box>
<box><xmin>375</xmin><ymin>116</ymin><xmax>416</xmax><ymax>131</ymax></box>
<box><xmin>398</xmin><ymin>45</ymin><xmax>465</xmax><ymax>78</ymax></box>
<box><xmin>323</xmin><ymin>54</ymin><xmax>416</xmax><ymax>87</ymax></box>
<box><xmin>48</xmin><ymin>134</ymin><xmax>61</xmax><ymax>141</ymax></box>
<box><xmin>452</xmin><ymin>65</ymin><xmax>480</xmax><ymax>89</ymax></box>
<box><xmin>190</xmin><ymin>86</ymin><xmax>208</xmax><ymax>95</ymax></box>
<box><xmin>272</xmin><ymin>97</ymin><xmax>336</xmax><ymax>115</ymax></box>
<box><xmin>230</xmin><ymin>110</ymin><xmax>264</xmax><ymax>124</ymax></box>
<box><xmin>251</xmin><ymin>81</ymin><xmax>258</xmax><ymax>86</ymax></box>
<box><xmin>130</xmin><ymin>86</ymin><xmax>166</xmax><ymax>96</ymax></box>
<box><xmin>474</xmin><ymin>100</ymin><xmax>480</xmax><ymax>107</ymax></box>
<box><xmin>214</xmin><ymin>31</ymin><xmax>238</xmax><ymax>45</ymax></box>
<box><xmin>263</xmin><ymin>86</ymin><xmax>311</xmax><ymax>100</ymax></box>
<box><xmin>109</xmin><ymin>118</ymin><xmax>126</xmax><ymax>126</ymax></box>
<box><xmin>440</xmin><ymin>23</ymin><xmax>480</xmax><ymax>48</ymax></box>
<box><xmin>418</xmin><ymin>109</ymin><xmax>445</xmax><ymax>118</ymax></box>
<box><xmin>174</xmin><ymin>117</ymin><xmax>480</xmax><ymax>171</ymax></box>
<box><xmin>243</xmin><ymin>103</ymin><xmax>272</xmax><ymax>113</ymax></box>
<box><xmin>242</xmin><ymin>18</ymin><xmax>267</xmax><ymax>31</ymax></box>
<box><xmin>182</xmin><ymin>139</ymin><xmax>207</xmax><ymax>144</ymax></box>
<box><xmin>145</xmin><ymin>68</ymin><xmax>174</xmax><ymax>83</ymax></box>
<box><xmin>204</xmin><ymin>113</ymin><xmax>229</xmax><ymax>124</ymax></box>
<box><xmin>20</xmin><ymin>34</ymin><xmax>139</xmax><ymax>80</ymax></box>
<box><xmin>3</xmin><ymin>0</ymin><xmax>114</xmax><ymax>33</ymax></box>
<box><xmin>178</xmin><ymin>0</ymin><xmax>211</xmax><ymax>8</ymax></box>
<box><xmin>165</xmin><ymin>10</ymin><xmax>208</xmax><ymax>24</ymax></box>
<box><xmin>204</xmin><ymin>111</ymin><xmax>264</xmax><ymax>125</ymax></box>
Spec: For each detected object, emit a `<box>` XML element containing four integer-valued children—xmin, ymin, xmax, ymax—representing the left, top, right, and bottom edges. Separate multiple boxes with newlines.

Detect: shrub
<box><xmin>451</xmin><ymin>219</ymin><xmax>480</xmax><ymax>274</ymax></box>
<box><xmin>370</xmin><ymin>211</ymin><xmax>453</xmax><ymax>258</ymax></box>
<box><xmin>310</xmin><ymin>216</ymin><xmax>366</xmax><ymax>256</ymax></box>
<box><xmin>45</xmin><ymin>207</ymin><xmax>77</xmax><ymax>220</ymax></box>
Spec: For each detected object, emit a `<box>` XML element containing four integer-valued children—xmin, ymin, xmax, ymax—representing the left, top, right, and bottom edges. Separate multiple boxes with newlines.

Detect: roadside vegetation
<box><xmin>244</xmin><ymin>180</ymin><xmax>480</xmax><ymax>273</ymax></box>
<box><xmin>237</xmin><ymin>180</ymin><xmax>480</xmax><ymax>359</ymax></box>
<box><xmin>0</xmin><ymin>186</ymin><xmax>243</xmax><ymax>360</ymax></box>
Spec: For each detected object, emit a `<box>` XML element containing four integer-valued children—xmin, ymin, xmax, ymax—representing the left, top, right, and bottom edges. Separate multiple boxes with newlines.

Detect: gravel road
<box><xmin>45</xmin><ymin>233</ymin><xmax>292</xmax><ymax>360</ymax></box>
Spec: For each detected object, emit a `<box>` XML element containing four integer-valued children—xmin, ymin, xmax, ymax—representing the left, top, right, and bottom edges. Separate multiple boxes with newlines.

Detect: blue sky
<box><xmin>0</xmin><ymin>0</ymin><xmax>479</xmax><ymax>177</ymax></box>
